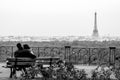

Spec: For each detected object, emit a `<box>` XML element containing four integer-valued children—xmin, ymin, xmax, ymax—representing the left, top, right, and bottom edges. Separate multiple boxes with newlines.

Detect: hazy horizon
<box><xmin>0</xmin><ymin>0</ymin><xmax>120</xmax><ymax>37</ymax></box>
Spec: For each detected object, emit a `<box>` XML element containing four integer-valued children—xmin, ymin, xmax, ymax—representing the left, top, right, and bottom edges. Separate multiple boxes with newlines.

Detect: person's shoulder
<box><xmin>15</xmin><ymin>50</ymin><xmax>22</xmax><ymax>53</ymax></box>
<box><xmin>22</xmin><ymin>49</ymin><xmax>31</xmax><ymax>53</ymax></box>
<box><xmin>14</xmin><ymin>50</ymin><xmax>18</xmax><ymax>53</ymax></box>
<box><xmin>15</xmin><ymin>49</ymin><xmax>28</xmax><ymax>53</ymax></box>
<box><xmin>21</xmin><ymin>49</ymin><xmax>28</xmax><ymax>51</ymax></box>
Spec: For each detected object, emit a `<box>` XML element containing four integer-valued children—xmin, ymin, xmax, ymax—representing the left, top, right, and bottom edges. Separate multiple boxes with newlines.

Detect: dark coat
<box><xmin>14</xmin><ymin>49</ymin><xmax>36</xmax><ymax>59</ymax></box>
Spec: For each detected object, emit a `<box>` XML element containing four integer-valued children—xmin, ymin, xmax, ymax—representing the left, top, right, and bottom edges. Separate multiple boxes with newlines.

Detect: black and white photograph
<box><xmin>0</xmin><ymin>0</ymin><xmax>120</xmax><ymax>80</ymax></box>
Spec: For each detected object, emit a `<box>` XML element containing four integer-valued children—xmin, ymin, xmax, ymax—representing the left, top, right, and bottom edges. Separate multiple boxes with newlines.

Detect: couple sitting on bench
<box><xmin>13</xmin><ymin>43</ymin><xmax>36</xmax><ymax>75</ymax></box>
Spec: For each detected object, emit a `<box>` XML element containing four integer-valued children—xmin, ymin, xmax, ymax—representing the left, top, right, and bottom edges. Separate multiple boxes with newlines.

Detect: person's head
<box><xmin>16</xmin><ymin>43</ymin><xmax>23</xmax><ymax>50</ymax></box>
<box><xmin>23</xmin><ymin>44</ymin><xmax>30</xmax><ymax>49</ymax></box>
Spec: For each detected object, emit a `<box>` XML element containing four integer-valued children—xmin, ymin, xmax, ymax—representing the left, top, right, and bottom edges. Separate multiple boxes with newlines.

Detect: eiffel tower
<box><xmin>92</xmin><ymin>12</ymin><xmax>99</xmax><ymax>37</ymax></box>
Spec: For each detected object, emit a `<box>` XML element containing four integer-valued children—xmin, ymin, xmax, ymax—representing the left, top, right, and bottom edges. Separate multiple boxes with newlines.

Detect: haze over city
<box><xmin>0</xmin><ymin>0</ymin><xmax>120</xmax><ymax>37</ymax></box>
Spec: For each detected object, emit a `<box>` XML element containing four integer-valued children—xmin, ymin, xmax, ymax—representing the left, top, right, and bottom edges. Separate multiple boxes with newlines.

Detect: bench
<box><xmin>36</xmin><ymin>57</ymin><xmax>60</xmax><ymax>66</ymax></box>
<box><xmin>5</xmin><ymin>57</ymin><xmax>60</xmax><ymax>78</ymax></box>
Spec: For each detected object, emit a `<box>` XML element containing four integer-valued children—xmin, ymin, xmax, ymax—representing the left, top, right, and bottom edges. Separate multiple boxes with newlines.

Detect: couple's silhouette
<box><xmin>14</xmin><ymin>43</ymin><xmax>36</xmax><ymax>59</ymax></box>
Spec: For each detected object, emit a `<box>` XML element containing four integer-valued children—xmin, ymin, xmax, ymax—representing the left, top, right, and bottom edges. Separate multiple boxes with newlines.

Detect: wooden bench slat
<box><xmin>7</xmin><ymin>58</ymin><xmax>35</xmax><ymax>61</ymax></box>
<box><xmin>6</xmin><ymin>57</ymin><xmax>60</xmax><ymax>66</ymax></box>
<box><xmin>36</xmin><ymin>57</ymin><xmax>60</xmax><ymax>60</ymax></box>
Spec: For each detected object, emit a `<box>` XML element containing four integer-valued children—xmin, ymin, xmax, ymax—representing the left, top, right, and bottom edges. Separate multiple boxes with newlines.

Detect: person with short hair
<box><xmin>13</xmin><ymin>43</ymin><xmax>24</xmax><ymax>76</ymax></box>
<box><xmin>14</xmin><ymin>43</ymin><xmax>23</xmax><ymax>57</ymax></box>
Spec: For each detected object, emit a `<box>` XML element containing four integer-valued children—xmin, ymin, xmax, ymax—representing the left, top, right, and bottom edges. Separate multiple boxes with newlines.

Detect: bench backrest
<box><xmin>6</xmin><ymin>58</ymin><xmax>35</xmax><ymax>67</ymax></box>
<box><xmin>36</xmin><ymin>57</ymin><xmax>60</xmax><ymax>65</ymax></box>
<box><xmin>6</xmin><ymin>57</ymin><xmax>60</xmax><ymax>67</ymax></box>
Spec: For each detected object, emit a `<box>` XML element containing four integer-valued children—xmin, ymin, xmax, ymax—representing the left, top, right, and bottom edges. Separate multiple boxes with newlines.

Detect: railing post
<box><xmin>109</xmin><ymin>47</ymin><xmax>116</xmax><ymax>65</ymax></box>
<box><xmin>11</xmin><ymin>46</ymin><xmax>14</xmax><ymax>58</ymax></box>
<box><xmin>88</xmin><ymin>48</ymin><xmax>91</xmax><ymax>65</ymax></box>
<box><xmin>65</xmin><ymin>46</ymin><xmax>71</xmax><ymax>62</ymax></box>
<box><xmin>38</xmin><ymin>47</ymin><xmax>40</xmax><ymax>57</ymax></box>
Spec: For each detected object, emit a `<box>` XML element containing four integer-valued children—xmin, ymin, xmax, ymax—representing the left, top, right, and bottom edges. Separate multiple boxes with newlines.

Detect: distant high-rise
<box><xmin>92</xmin><ymin>12</ymin><xmax>99</xmax><ymax>37</ymax></box>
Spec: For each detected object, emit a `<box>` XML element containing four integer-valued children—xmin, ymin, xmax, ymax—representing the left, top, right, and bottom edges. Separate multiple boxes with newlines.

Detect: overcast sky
<box><xmin>0</xmin><ymin>0</ymin><xmax>120</xmax><ymax>37</ymax></box>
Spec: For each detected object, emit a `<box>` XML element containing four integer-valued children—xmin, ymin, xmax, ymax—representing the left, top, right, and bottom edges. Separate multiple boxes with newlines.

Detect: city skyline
<box><xmin>0</xmin><ymin>0</ymin><xmax>120</xmax><ymax>37</ymax></box>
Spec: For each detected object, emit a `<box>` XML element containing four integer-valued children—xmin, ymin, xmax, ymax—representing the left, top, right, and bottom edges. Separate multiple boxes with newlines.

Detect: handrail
<box><xmin>0</xmin><ymin>46</ymin><xmax>119</xmax><ymax>64</ymax></box>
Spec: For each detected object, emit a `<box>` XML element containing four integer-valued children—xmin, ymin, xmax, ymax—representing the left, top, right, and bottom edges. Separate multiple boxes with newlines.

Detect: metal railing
<box><xmin>0</xmin><ymin>46</ymin><xmax>119</xmax><ymax>65</ymax></box>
